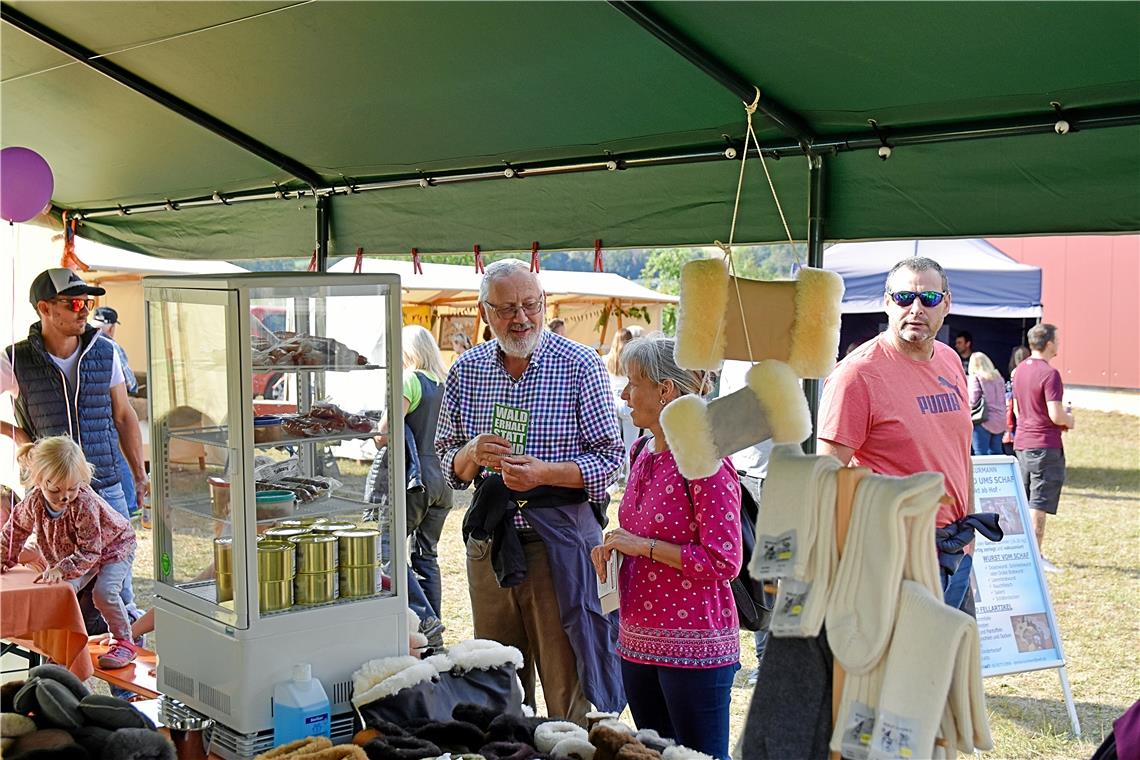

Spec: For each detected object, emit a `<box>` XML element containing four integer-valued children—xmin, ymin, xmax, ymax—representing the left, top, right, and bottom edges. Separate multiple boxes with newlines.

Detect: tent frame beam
<box><xmin>65</xmin><ymin>102</ymin><xmax>1140</xmax><ymax>221</ymax></box>
<box><xmin>608</xmin><ymin>1</ymin><xmax>815</xmax><ymax>151</ymax></box>
<box><xmin>0</xmin><ymin>2</ymin><xmax>330</xmax><ymax>190</ymax></box>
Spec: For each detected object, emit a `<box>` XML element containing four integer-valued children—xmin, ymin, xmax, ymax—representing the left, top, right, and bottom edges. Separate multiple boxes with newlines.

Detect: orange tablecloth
<box><xmin>0</xmin><ymin>566</ymin><xmax>94</xmax><ymax>680</ymax></box>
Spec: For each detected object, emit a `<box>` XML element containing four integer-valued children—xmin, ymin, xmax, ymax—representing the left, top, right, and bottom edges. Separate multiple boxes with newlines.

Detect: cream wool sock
<box><xmin>829</xmin><ymin>652</ymin><xmax>887</xmax><ymax>759</ymax></box>
<box><xmin>826</xmin><ymin>471</ymin><xmax>946</xmax><ymax>674</ymax></box>
<box><xmin>946</xmin><ymin>618</ymin><xmax>993</xmax><ymax>752</ymax></box>
<box><xmin>902</xmin><ymin>489</ymin><xmax>943</xmax><ymax>599</ymax></box>
<box><xmin>751</xmin><ymin>444</ymin><xmax>842</xmax><ymax>582</ymax></box>
<box><xmin>866</xmin><ymin>582</ymin><xmax>975</xmax><ymax>760</ymax></box>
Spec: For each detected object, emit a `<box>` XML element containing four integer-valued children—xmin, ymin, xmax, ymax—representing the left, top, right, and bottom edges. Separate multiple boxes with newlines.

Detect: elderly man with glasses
<box><xmin>436</xmin><ymin>258</ymin><xmax>626</xmax><ymax>723</ymax></box>
<box><xmin>817</xmin><ymin>257</ymin><xmax>976</xmax><ymax>605</ymax></box>
<box><xmin>1</xmin><ymin>269</ymin><xmax>149</xmax><ymax>523</ymax></box>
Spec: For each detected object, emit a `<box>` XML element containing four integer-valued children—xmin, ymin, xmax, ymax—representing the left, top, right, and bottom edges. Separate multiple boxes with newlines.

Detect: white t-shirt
<box><xmin>0</xmin><ymin>335</ymin><xmax>125</xmax><ymax>399</ymax></box>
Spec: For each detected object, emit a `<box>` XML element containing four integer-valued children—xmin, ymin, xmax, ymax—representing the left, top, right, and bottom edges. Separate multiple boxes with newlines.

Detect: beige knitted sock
<box><xmin>826</xmin><ymin>472</ymin><xmax>945</xmax><ymax>673</ymax></box>
<box><xmin>829</xmin><ymin>654</ymin><xmax>887</xmax><ymax>758</ymax></box>
<box><xmin>867</xmin><ymin>582</ymin><xmax>974</xmax><ymax>760</ymax></box>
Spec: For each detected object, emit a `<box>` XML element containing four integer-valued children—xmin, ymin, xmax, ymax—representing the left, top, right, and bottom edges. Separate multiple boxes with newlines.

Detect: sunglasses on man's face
<box><xmin>888</xmin><ymin>290</ymin><xmax>946</xmax><ymax>308</ymax></box>
<box><xmin>55</xmin><ymin>297</ymin><xmax>93</xmax><ymax>313</ymax></box>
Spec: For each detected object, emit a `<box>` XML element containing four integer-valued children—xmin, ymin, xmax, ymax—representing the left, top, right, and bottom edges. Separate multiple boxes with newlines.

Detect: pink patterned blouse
<box><xmin>617</xmin><ymin>439</ymin><xmax>742</xmax><ymax>669</ymax></box>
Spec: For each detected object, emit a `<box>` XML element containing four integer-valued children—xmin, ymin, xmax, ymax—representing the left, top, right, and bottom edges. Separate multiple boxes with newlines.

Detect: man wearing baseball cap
<box><xmin>1</xmin><ymin>268</ymin><xmax>149</xmax><ymax>524</ymax></box>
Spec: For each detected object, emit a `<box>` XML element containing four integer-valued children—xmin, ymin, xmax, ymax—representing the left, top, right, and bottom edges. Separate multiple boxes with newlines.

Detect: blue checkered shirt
<box><xmin>436</xmin><ymin>330</ymin><xmax>623</xmax><ymax>505</ymax></box>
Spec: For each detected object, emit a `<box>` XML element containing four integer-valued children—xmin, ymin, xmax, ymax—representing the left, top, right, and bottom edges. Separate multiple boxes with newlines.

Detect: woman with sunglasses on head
<box><xmin>591</xmin><ymin>334</ymin><xmax>742</xmax><ymax>760</ymax></box>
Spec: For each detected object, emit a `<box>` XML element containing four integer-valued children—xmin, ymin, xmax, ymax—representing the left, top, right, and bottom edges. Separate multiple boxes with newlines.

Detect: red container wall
<box><xmin>994</xmin><ymin>236</ymin><xmax>1140</xmax><ymax>390</ymax></box>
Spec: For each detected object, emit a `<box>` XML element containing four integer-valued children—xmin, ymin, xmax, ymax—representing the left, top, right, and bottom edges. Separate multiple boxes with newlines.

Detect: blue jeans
<box><xmin>410</xmin><ymin>502</ymin><xmax>451</xmax><ymax>618</ymax></box>
<box><xmin>972</xmin><ymin>426</ymin><xmax>1004</xmax><ymax>456</ymax></box>
<box><xmin>94</xmin><ymin>481</ymin><xmax>135</xmax><ymax>605</ymax></box>
<box><xmin>116</xmin><ymin>455</ymin><xmax>137</xmax><ymax>515</ymax></box>
<box><xmin>71</xmin><ymin>555</ymin><xmax>134</xmax><ymax>639</ymax></box>
<box><xmin>621</xmin><ymin>659</ymin><xmax>739</xmax><ymax>760</ymax></box>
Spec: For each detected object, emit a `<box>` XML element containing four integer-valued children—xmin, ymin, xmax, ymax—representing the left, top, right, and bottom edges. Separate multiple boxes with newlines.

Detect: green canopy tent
<box><xmin>2</xmin><ymin>1</ymin><xmax>1138</xmax><ymax>263</ymax></box>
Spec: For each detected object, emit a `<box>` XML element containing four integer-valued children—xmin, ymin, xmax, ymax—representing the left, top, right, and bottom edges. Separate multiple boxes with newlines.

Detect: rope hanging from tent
<box><xmin>306</xmin><ymin>249</ymin><xmax>317</xmax><ymax>272</ymax></box>
<box><xmin>353</xmin><ymin>247</ymin><xmax>364</xmax><ymax>273</ymax></box>
<box><xmin>530</xmin><ymin>241</ymin><xmax>541</xmax><ymax>273</ymax></box>
<box><xmin>594</xmin><ymin>239</ymin><xmax>605</xmax><ymax>272</ymax></box>
<box><xmin>411</xmin><ymin>247</ymin><xmax>423</xmax><ymax>274</ymax></box>
<box><xmin>473</xmin><ymin>245</ymin><xmax>484</xmax><ymax>274</ymax></box>
<box><xmin>706</xmin><ymin>85</ymin><xmax>802</xmax><ymax>376</ymax></box>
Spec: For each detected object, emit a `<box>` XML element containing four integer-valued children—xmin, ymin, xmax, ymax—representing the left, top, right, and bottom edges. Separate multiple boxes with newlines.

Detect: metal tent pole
<box><xmin>0</xmin><ymin>3</ymin><xmax>329</xmax><ymax>191</ymax></box>
<box><xmin>607</xmin><ymin>1</ymin><xmax>815</xmax><ymax>151</ymax></box>
<box><xmin>803</xmin><ymin>153</ymin><xmax>826</xmax><ymax>454</ymax></box>
<box><xmin>315</xmin><ymin>196</ymin><xmax>331</xmax><ymax>273</ymax></box>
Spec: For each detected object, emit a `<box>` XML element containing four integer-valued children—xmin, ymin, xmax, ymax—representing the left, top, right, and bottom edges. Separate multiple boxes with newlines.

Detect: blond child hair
<box><xmin>17</xmin><ymin>436</ymin><xmax>94</xmax><ymax>490</ymax></box>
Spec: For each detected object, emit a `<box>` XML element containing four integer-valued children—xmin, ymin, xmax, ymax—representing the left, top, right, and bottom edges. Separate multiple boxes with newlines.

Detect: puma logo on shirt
<box><xmin>917</xmin><ymin>378</ymin><xmax>964</xmax><ymax>415</ymax></box>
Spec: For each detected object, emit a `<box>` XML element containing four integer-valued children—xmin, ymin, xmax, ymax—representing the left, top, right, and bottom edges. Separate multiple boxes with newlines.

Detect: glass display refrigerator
<box><xmin>144</xmin><ymin>273</ymin><xmax>406</xmax><ymax>759</ymax></box>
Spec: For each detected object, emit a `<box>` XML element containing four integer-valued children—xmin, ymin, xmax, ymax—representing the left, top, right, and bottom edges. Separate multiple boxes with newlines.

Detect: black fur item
<box><xmin>362</xmin><ymin>718</ymin><xmax>408</xmax><ymax>737</ymax></box>
<box><xmin>452</xmin><ymin>702</ymin><xmax>500</xmax><ymax>731</ymax></box>
<box><xmin>2</xmin><ymin>678</ymin><xmax>27</xmax><ymax>713</ymax></box>
<box><xmin>362</xmin><ymin>735</ymin><xmax>443</xmax><ymax>760</ymax></box>
<box><xmin>486</xmin><ymin>714</ymin><xmax>545</xmax><ymax>745</ymax></box>
<box><xmin>477</xmin><ymin>741</ymin><xmax>543</xmax><ymax>760</ymax></box>
<box><xmin>72</xmin><ymin>725</ymin><xmax>115</xmax><ymax>757</ymax></box>
<box><xmin>29</xmin><ymin>664</ymin><xmax>92</xmax><ymax>700</ymax></box>
<box><xmin>412</xmin><ymin>720</ymin><xmax>487</xmax><ymax>754</ymax></box>
<box><xmin>100</xmin><ymin>728</ymin><xmax>177</xmax><ymax>760</ymax></box>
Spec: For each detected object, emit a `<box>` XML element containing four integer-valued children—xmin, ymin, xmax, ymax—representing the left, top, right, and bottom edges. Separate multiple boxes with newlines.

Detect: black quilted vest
<box><xmin>7</xmin><ymin>323</ymin><xmax>121</xmax><ymax>490</ymax></box>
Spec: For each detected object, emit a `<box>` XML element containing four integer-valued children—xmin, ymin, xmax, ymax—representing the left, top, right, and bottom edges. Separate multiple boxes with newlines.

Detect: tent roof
<box><xmin>327</xmin><ymin>258</ymin><xmax>678</xmax><ymax>307</ymax></box>
<box><xmin>825</xmin><ymin>239</ymin><xmax>1043</xmax><ymax>318</ymax></box>
<box><xmin>3</xmin><ymin>2</ymin><xmax>1138</xmax><ymax>258</ymax></box>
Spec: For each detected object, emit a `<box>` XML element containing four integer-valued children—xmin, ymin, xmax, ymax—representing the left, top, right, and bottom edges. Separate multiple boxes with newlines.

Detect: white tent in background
<box><xmin>328</xmin><ymin>257</ymin><xmax>677</xmax><ymax>350</ymax></box>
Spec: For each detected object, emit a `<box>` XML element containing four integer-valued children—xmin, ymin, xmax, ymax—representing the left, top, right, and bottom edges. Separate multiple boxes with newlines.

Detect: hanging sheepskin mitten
<box><xmin>661</xmin><ymin>360</ymin><xmax>811</xmax><ymax>480</ymax></box>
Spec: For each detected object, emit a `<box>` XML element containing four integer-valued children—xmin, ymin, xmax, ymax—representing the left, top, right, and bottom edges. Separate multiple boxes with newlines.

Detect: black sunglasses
<box><xmin>888</xmin><ymin>290</ymin><xmax>946</xmax><ymax>308</ymax></box>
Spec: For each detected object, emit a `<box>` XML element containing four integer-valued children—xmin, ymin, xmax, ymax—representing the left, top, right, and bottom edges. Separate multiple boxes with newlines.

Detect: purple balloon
<box><xmin>1</xmin><ymin>147</ymin><xmax>55</xmax><ymax>223</ymax></box>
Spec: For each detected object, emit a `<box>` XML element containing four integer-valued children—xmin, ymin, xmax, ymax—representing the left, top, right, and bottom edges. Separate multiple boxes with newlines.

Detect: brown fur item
<box><xmin>255</xmin><ymin>736</ymin><xmax>333</xmax><ymax>758</ymax></box>
<box><xmin>616</xmin><ymin>743</ymin><xmax>661</xmax><ymax>760</ymax></box>
<box><xmin>588</xmin><ymin>724</ymin><xmax>635</xmax><ymax>760</ymax></box>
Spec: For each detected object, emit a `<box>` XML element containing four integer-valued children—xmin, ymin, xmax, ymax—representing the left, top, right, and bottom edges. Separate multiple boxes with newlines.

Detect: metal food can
<box><xmin>216</xmin><ymin>571</ymin><xmax>233</xmax><ymax>603</ymax></box>
<box><xmin>257</xmin><ymin>540</ymin><xmax>296</xmax><ymax>582</ymax></box>
<box><xmin>294</xmin><ymin>571</ymin><xmax>338</xmax><ymax>605</ymax></box>
<box><xmin>278</xmin><ymin>517</ymin><xmax>321</xmax><ymax>529</ymax></box>
<box><xmin>263</xmin><ymin>526</ymin><xmax>310</xmax><ymax>542</ymax></box>
<box><xmin>213</xmin><ymin>537</ymin><xmax>233</xmax><ymax>576</ymax></box>
<box><xmin>338</xmin><ymin>564</ymin><xmax>380</xmax><ymax>598</ymax></box>
<box><xmin>290</xmin><ymin>533</ymin><xmax>339</xmax><ymax>574</ymax></box>
<box><xmin>259</xmin><ymin>579</ymin><xmax>294</xmax><ymax>613</ymax></box>
<box><xmin>312</xmin><ymin>521</ymin><xmax>357</xmax><ymax>536</ymax></box>
<box><xmin>334</xmin><ymin>529</ymin><xmax>380</xmax><ymax>567</ymax></box>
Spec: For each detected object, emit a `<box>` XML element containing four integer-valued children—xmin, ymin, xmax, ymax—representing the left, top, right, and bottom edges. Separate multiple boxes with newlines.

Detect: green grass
<box><xmin>130</xmin><ymin>408</ymin><xmax>1138</xmax><ymax>757</ymax></box>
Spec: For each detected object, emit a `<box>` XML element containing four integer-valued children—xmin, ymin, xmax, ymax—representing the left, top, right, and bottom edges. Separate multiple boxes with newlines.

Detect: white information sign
<box><xmin>971</xmin><ymin>455</ymin><xmax>1080</xmax><ymax>736</ymax></box>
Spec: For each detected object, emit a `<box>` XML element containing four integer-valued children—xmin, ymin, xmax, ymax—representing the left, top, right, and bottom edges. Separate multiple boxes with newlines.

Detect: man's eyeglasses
<box><xmin>55</xmin><ymin>297</ymin><xmax>93</xmax><ymax>313</ymax></box>
<box><xmin>484</xmin><ymin>299</ymin><xmax>544</xmax><ymax>320</ymax></box>
<box><xmin>888</xmin><ymin>290</ymin><xmax>946</xmax><ymax>308</ymax></box>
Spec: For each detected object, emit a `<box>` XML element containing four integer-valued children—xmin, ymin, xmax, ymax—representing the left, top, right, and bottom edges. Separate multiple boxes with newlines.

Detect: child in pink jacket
<box><xmin>0</xmin><ymin>436</ymin><xmax>138</xmax><ymax>668</ymax></box>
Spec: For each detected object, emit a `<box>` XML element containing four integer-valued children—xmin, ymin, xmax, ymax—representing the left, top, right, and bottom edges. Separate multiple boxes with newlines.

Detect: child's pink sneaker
<box><xmin>97</xmin><ymin>641</ymin><xmax>138</xmax><ymax>669</ymax></box>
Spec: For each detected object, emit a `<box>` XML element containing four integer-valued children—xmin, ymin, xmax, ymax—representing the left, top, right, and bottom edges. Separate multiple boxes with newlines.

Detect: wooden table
<box><xmin>0</xmin><ymin>566</ymin><xmax>94</xmax><ymax>680</ymax></box>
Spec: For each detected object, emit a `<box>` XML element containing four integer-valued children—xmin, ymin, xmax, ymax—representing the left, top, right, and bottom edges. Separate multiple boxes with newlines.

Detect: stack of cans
<box><xmin>334</xmin><ymin>529</ymin><xmax>381</xmax><ymax>598</ymax></box>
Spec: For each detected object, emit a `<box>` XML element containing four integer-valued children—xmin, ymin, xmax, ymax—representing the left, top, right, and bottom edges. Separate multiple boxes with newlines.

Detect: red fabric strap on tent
<box><xmin>594</xmin><ymin>239</ymin><xmax>604</xmax><ymax>273</ymax></box>
<box><xmin>411</xmin><ymin>247</ymin><xmax>423</xmax><ymax>274</ymax></box>
<box><xmin>353</xmin><ymin>247</ymin><xmax>364</xmax><ymax>273</ymax></box>
<box><xmin>474</xmin><ymin>245</ymin><xmax>484</xmax><ymax>274</ymax></box>
<box><xmin>530</xmin><ymin>241</ymin><xmax>540</xmax><ymax>273</ymax></box>
<box><xmin>306</xmin><ymin>249</ymin><xmax>317</xmax><ymax>272</ymax></box>
<box><xmin>59</xmin><ymin>212</ymin><xmax>90</xmax><ymax>272</ymax></box>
